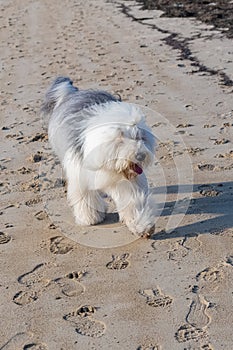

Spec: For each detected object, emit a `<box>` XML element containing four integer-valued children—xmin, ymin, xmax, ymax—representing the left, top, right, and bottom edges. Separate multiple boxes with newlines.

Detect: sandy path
<box><xmin>0</xmin><ymin>0</ymin><xmax>233</xmax><ymax>349</ymax></box>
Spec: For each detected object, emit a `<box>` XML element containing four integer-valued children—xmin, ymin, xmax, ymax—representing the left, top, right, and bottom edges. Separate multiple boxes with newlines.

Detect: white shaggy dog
<box><xmin>41</xmin><ymin>77</ymin><xmax>156</xmax><ymax>237</ymax></box>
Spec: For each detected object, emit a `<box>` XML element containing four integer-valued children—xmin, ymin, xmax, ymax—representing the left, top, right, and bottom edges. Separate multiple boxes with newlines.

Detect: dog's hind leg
<box><xmin>72</xmin><ymin>190</ymin><xmax>106</xmax><ymax>226</ymax></box>
<box><xmin>67</xmin><ymin>175</ymin><xmax>106</xmax><ymax>226</ymax></box>
<box><xmin>64</xmin><ymin>153</ymin><xmax>106</xmax><ymax>226</ymax></box>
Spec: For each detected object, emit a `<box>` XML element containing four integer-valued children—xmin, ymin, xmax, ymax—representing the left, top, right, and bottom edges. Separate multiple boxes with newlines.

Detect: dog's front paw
<box><xmin>125</xmin><ymin>220</ymin><xmax>155</xmax><ymax>238</ymax></box>
<box><xmin>140</xmin><ymin>224</ymin><xmax>155</xmax><ymax>238</ymax></box>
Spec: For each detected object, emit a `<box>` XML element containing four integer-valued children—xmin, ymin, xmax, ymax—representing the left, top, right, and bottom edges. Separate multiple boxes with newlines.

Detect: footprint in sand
<box><xmin>139</xmin><ymin>287</ymin><xmax>173</xmax><ymax>308</ymax></box>
<box><xmin>167</xmin><ymin>240</ymin><xmax>189</xmax><ymax>262</ymax></box>
<box><xmin>54</xmin><ymin>271</ymin><xmax>86</xmax><ymax>297</ymax></box>
<box><xmin>183</xmin><ymin>236</ymin><xmax>202</xmax><ymax>251</ymax></box>
<box><xmin>49</xmin><ymin>235</ymin><xmax>75</xmax><ymax>254</ymax></box>
<box><xmin>198</xmin><ymin>184</ymin><xmax>220</xmax><ymax>197</ymax></box>
<box><xmin>0</xmin><ymin>231</ymin><xmax>11</xmax><ymax>244</ymax></box>
<box><xmin>186</xmin><ymin>147</ymin><xmax>205</xmax><ymax>156</ymax></box>
<box><xmin>13</xmin><ymin>263</ymin><xmax>53</xmax><ymax>306</ymax></box>
<box><xmin>186</xmin><ymin>294</ymin><xmax>211</xmax><ymax>329</ymax></box>
<box><xmin>106</xmin><ymin>253</ymin><xmax>130</xmax><ymax>270</ymax></box>
<box><xmin>175</xmin><ymin>323</ymin><xmax>208</xmax><ymax>343</ymax></box>
<box><xmin>17</xmin><ymin>263</ymin><xmax>53</xmax><ymax>287</ymax></box>
<box><xmin>13</xmin><ymin>262</ymin><xmax>87</xmax><ymax>305</ymax></box>
<box><xmin>25</xmin><ymin>197</ymin><xmax>42</xmax><ymax>206</ymax></box>
<box><xmin>175</xmin><ymin>287</ymin><xmax>212</xmax><ymax>346</ymax></box>
<box><xmin>176</xmin><ymin>123</ymin><xmax>193</xmax><ymax>128</ymax></box>
<box><xmin>13</xmin><ymin>289</ymin><xmax>41</xmax><ymax>305</ymax></box>
<box><xmin>197</xmin><ymin>164</ymin><xmax>215</xmax><ymax>171</ymax></box>
<box><xmin>196</xmin><ymin>265</ymin><xmax>225</xmax><ymax>294</ymax></box>
<box><xmin>64</xmin><ymin>305</ymin><xmax>106</xmax><ymax>338</ymax></box>
<box><xmin>152</xmin><ymin>236</ymin><xmax>202</xmax><ymax>263</ymax></box>
<box><xmin>199</xmin><ymin>344</ymin><xmax>214</xmax><ymax>350</ymax></box>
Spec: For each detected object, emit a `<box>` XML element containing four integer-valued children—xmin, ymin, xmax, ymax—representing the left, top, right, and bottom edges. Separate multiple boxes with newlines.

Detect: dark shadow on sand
<box><xmin>151</xmin><ymin>181</ymin><xmax>233</xmax><ymax>241</ymax></box>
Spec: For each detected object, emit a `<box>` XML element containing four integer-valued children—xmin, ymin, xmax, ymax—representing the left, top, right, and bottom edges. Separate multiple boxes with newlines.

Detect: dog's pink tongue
<box><xmin>134</xmin><ymin>164</ymin><xmax>143</xmax><ymax>175</ymax></box>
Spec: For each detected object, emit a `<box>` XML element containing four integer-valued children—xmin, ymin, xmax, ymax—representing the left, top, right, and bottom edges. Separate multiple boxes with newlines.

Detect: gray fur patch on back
<box><xmin>47</xmin><ymin>78</ymin><xmax>121</xmax><ymax>161</ymax></box>
<box><xmin>61</xmin><ymin>89</ymin><xmax>119</xmax><ymax>116</ymax></box>
<box><xmin>55</xmin><ymin>90</ymin><xmax>120</xmax><ymax>158</ymax></box>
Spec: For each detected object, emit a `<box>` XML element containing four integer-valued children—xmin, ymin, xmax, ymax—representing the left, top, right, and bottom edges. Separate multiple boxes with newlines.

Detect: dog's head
<box><xmin>82</xmin><ymin>102</ymin><xmax>156</xmax><ymax>179</ymax></box>
<box><xmin>114</xmin><ymin>122</ymin><xmax>155</xmax><ymax>179</ymax></box>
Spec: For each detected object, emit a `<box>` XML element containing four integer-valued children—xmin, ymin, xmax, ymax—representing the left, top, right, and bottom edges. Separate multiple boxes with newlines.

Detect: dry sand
<box><xmin>0</xmin><ymin>0</ymin><xmax>233</xmax><ymax>349</ymax></box>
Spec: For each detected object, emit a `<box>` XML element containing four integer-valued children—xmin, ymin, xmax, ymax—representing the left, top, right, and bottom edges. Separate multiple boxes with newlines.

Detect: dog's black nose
<box><xmin>135</xmin><ymin>152</ymin><xmax>146</xmax><ymax>162</ymax></box>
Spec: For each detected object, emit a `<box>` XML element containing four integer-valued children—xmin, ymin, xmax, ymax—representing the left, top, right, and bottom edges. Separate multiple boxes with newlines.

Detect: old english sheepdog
<box><xmin>41</xmin><ymin>77</ymin><xmax>156</xmax><ymax>237</ymax></box>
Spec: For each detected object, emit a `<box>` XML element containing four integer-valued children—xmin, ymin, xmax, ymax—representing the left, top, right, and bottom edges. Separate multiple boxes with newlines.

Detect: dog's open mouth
<box><xmin>132</xmin><ymin>163</ymin><xmax>143</xmax><ymax>175</ymax></box>
<box><xmin>123</xmin><ymin>162</ymin><xmax>143</xmax><ymax>179</ymax></box>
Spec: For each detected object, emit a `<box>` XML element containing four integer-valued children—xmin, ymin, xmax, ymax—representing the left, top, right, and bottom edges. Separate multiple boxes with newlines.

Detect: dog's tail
<box><xmin>41</xmin><ymin>77</ymin><xmax>78</xmax><ymax>118</ymax></box>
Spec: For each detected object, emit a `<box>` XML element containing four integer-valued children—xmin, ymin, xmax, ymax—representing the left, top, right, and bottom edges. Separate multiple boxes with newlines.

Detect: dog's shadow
<box><xmin>150</xmin><ymin>181</ymin><xmax>233</xmax><ymax>241</ymax></box>
<box><xmin>101</xmin><ymin>212</ymin><xmax>119</xmax><ymax>226</ymax></box>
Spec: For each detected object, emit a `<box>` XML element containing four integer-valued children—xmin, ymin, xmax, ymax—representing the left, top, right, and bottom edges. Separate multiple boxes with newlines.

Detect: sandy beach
<box><xmin>0</xmin><ymin>0</ymin><xmax>233</xmax><ymax>349</ymax></box>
